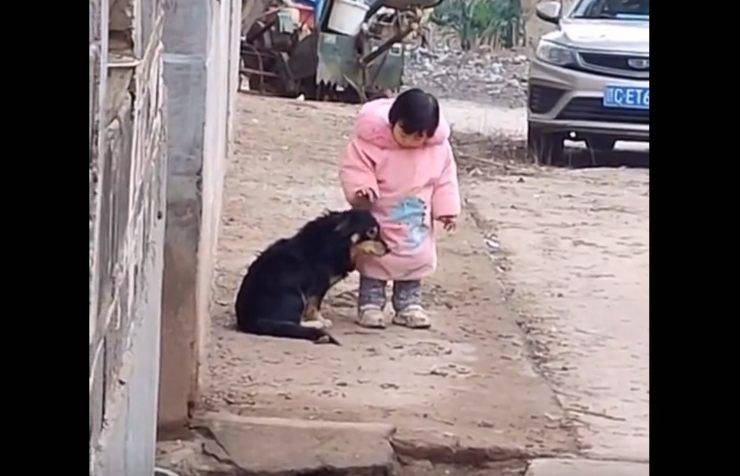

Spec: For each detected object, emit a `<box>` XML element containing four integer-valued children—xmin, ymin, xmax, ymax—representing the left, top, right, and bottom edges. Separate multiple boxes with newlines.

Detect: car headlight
<box><xmin>536</xmin><ymin>40</ymin><xmax>577</xmax><ymax>67</ymax></box>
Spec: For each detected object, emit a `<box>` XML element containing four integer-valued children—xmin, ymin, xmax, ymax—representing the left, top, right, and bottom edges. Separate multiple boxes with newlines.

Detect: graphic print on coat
<box><xmin>390</xmin><ymin>197</ymin><xmax>429</xmax><ymax>249</ymax></box>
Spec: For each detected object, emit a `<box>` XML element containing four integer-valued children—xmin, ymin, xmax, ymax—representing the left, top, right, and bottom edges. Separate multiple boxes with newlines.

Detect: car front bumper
<box><xmin>527</xmin><ymin>58</ymin><xmax>649</xmax><ymax>141</ymax></box>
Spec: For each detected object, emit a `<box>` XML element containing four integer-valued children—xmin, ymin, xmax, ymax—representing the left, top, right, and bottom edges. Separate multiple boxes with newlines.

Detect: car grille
<box><xmin>528</xmin><ymin>84</ymin><xmax>566</xmax><ymax>113</ymax></box>
<box><xmin>578</xmin><ymin>52</ymin><xmax>649</xmax><ymax>79</ymax></box>
<box><xmin>557</xmin><ymin>98</ymin><xmax>649</xmax><ymax>124</ymax></box>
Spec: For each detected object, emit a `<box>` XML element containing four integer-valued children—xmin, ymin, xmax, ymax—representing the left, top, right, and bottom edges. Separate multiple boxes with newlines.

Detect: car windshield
<box><xmin>571</xmin><ymin>0</ymin><xmax>649</xmax><ymax>20</ymax></box>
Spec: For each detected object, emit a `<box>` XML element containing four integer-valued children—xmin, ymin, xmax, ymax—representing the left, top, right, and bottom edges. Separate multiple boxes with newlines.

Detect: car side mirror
<box><xmin>536</xmin><ymin>1</ymin><xmax>562</xmax><ymax>24</ymax></box>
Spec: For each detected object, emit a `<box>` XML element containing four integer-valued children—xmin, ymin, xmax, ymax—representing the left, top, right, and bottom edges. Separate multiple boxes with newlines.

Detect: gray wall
<box><xmin>89</xmin><ymin>0</ymin><xmax>242</xmax><ymax>469</ymax></box>
<box><xmin>158</xmin><ymin>0</ymin><xmax>242</xmax><ymax>432</ymax></box>
<box><xmin>89</xmin><ymin>0</ymin><xmax>168</xmax><ymax>474</ymax></box>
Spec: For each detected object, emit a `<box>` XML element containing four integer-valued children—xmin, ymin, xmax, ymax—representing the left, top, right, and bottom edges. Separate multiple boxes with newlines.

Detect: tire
<box><xmin>528</xmin><ymin>123</ymin><xmax>565</xmax><ymax>165</ymax></box>
<box><xmin>586</xmin><ymin>137</ymin><xmax>617</xmax><ymax>151</ymax></box>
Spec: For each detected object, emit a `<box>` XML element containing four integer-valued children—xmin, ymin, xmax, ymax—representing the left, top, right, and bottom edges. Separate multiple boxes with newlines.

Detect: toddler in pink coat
<box><xmin>339</xmin><ymin>89</ymin><xmax>461</xmax><ymax>329</ymax></box>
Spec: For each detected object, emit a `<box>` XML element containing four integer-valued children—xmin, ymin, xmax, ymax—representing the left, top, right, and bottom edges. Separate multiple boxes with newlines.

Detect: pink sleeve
<box><xmin>339</xmin><ymin>138</ymin><xmax>380</xmax><ymax>205</ymax></box>
<box><xmin>432</xmin><ymin>144</ymin><xmax>461</xmax><ymax>219</ymax></box>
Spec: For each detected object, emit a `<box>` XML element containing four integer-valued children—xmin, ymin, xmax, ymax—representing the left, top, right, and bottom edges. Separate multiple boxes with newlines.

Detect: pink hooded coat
<box><xmin>339</xmin><ymin>98</ymin><xmax>461</xmax><ymax>281</ymax></box>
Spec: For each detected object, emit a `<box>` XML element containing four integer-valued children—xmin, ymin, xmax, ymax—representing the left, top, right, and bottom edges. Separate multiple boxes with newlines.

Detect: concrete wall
<box><xmin>158</xmin><ymin>0</ymin><xmax>242</xmax><ymax>432</ymax></box>
<box><xmin>89</xmin><ymin>0</ymin><xmax>168</xmax><ymax>474</ymax></box>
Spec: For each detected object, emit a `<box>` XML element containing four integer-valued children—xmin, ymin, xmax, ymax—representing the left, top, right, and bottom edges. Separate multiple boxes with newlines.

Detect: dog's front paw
<box><xmin>313</xmin><ymin>311</ymin><xmax>333</xmax><ymax>329</ymax></box>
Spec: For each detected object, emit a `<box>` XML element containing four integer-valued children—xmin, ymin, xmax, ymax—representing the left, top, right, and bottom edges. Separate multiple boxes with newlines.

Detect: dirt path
<box><xmin>201</xmin><ymin>94</ymin><xmax>648</xmax><ymax>473</ymax></box>
<box><xmin>454</xmin><ymin>134</ymin><xmax>649</xmax><ymax>462</ymax></box>
<box><xmin>464</xmin><ymin>167</ymin><xmax>649</xmax><ymax>462</ymax></box>
<box><xmin>441</xmin><ymin>100</ymin><xmax>527</xmax><ymax>138</ymax></box>
<box><xmin>203</xmin><ymin>95</ymin><xmax>578</xmax><ymax>466</ymax></box>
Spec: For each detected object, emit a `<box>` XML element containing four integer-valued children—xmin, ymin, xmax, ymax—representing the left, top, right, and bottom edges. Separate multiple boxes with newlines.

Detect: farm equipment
<box><xmin>240</xmin><ymin>0</ymin><xmax>443</xmax><ymax>102</ymax></box>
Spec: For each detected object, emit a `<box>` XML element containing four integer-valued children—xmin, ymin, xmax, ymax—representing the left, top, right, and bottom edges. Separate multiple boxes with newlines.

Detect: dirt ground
<box><xmin>458</xmin><ymin>139</ymin><xmax>649</xmax><ymax>462</ymax></box>
<box><xmin>200</xmin><ymin>94</ymin><xmax>649</xmax><ymax>471</ymax></box>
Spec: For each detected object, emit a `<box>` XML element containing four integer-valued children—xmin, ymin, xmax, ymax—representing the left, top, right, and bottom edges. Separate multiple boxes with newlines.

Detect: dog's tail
<box><xmin>243</xmin><ymin>320</ymin><xmax>341</xmax><ymax>345</ymax></box>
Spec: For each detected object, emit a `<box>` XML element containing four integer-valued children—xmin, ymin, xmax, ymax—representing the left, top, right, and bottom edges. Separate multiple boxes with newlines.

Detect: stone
<box><xmin>525</xmin><ymin>458</ymin><xmax>649</xmax><ymax>476</ymax></box>
<box><xmin>195</xmin><ymin>412</ymin><xmax>396</xmax><ymax>475</ymax></box>
<box><xmin>391</xmin><ymin>429</ymin><xmax>530</xmax><ymax>466</ymax></box>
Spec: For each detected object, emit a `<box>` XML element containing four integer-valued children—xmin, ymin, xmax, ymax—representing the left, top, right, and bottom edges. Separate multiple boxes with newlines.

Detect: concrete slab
<box><xmin>391</xmin><ymin>428</ymin><xmax>531</xmax><ymax>466</ymax></box>
<box><xmin>195</xmin><ymin>412</ymin><xmax>397</xmax><ymax>475</ymax></box>
<box><xmin>525</xmin><ymin>458</ymin><xmax>649</xmax><ymax>476</ymax></box>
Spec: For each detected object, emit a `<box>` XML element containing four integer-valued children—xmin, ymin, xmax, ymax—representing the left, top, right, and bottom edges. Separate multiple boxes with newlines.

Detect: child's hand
<box><xmin>438</xmin><ymin>215</ymin><xmax>457</xmax><ymax>232</ymax></box>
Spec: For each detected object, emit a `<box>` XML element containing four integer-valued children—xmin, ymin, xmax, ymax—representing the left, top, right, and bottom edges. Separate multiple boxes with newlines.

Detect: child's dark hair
<box><xmin>388</xmin><ymin>88</ymin><xmax>440</xmax><ymax>138</ymax></box>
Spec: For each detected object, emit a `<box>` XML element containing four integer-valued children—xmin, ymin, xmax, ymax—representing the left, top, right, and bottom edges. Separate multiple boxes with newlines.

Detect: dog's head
<box><xmin>333</xmin><ymin>210</ymin><xmax>389</xmax><ymax>260</ymax></box>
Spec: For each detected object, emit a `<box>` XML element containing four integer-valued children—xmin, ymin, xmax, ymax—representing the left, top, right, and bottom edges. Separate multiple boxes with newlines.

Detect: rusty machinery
<box><xmin>240</xmin><ymin>0</ymin><xmax>444</xmax><ymax>102</ymax></box>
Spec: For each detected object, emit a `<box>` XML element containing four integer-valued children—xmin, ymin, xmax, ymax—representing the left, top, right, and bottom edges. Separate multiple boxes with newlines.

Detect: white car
<box><xmin>527</xmin><ymin>0</ymin><xmax>649</xmax><ymax>164</ymax></box>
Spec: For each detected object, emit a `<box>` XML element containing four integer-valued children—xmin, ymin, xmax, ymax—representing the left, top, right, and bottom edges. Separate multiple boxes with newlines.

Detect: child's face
<box><xmin>392</xmin><ymin>122</ymin><xmax>428</xmax><ymax>149</ymax></box>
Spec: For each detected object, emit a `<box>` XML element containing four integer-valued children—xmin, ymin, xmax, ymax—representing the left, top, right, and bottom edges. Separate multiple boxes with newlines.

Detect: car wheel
<box><xmin>528</xmin><ymin>123</ymin><xmax>565</xmax><ymax>165</ymax></box>
<box><xmin>586</xmin><ymin>137</ymin><xmax>617</xmax><ymax>151</ymax></box>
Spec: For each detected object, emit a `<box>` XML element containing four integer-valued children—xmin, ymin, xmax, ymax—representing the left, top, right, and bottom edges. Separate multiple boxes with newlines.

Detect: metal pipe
<box><xmin>359</xmin><ymin>22</ymin><xmax>418</xmax><ymax>66</ymax></box>
<box><xmin>240</xmin><ymin>67</ymin><xmax>278</xmax><ymax>77</ymax></box>
<box><xmin>364</xmin><ymin>0</ymin><xmax>386</xmax><ymax>21</ymax></box>
<box><xmin>107</xmin><ymin>58</ymin><xmax>142</xmax><ymax>69</ymax></box>
<box><xmin>246</xmin><ymin>18</ymin><xmax>277</xmax><ymax>42</ymax></box>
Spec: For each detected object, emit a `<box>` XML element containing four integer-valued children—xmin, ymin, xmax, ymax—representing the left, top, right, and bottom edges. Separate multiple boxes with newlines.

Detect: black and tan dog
<box><xmin>235</xmin><ymin>209</ymin><xmax>388</xmax><ymax>344</ymax></box>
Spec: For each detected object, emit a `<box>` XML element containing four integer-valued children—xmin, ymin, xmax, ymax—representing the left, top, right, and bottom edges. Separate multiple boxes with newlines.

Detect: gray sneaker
<box><xmin>392</xmin><ymin>305</ymin><xmax>431</xmax><ymax>329</ymax></box>
<box><xmin>356</xmin><ymin>305</ymin><xmax>386</xmax><ymax>328</ymax></box>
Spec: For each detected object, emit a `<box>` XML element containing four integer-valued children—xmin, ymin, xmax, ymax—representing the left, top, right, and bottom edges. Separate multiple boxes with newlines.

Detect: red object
<box><xmin>295</xmin><ymin>4</ymin><xmax>315</xmax><ymax>29</ymax></box>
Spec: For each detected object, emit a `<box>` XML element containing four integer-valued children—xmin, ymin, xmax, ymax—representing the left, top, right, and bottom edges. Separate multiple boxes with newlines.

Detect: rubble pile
<box><xmin>404</xmin><ymin>33</ymin><xmax>531</xmax><ymax>108</ymax></box>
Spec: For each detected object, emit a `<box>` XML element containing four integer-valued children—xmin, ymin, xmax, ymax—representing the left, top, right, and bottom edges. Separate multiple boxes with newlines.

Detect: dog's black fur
<box><xmin>235</xmin><ymin>209</ymin><xmax>388</xmax><ymax>344</ymax></box>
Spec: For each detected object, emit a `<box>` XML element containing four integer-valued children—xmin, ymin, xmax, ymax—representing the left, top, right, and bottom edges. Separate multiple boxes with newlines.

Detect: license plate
<box><xmin>603</xmin><ymin>86</ymin><xmax>649</xmax><ymax>110</ymax></box>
